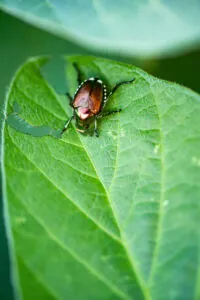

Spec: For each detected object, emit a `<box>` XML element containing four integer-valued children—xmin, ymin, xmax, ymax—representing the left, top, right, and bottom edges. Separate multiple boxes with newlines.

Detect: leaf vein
<box><xmin>13</xmin><ymin>188</ymin><xmax>130</xmax><ymax>300</ymax></box>
<box><xmin>7</xmin><ymin>129</ymin><xmax>121</xmax><ymax>244</ymax></box>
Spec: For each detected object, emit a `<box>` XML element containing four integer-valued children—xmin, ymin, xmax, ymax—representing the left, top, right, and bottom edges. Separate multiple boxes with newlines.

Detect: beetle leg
<box><xmin>98</xmin><ymin>109</ymin><xmax>122</xmax><ymax>119</ymax></box>
<box><xmin>103</xmin><ymin>78</ymin><xmax>135</xmax><ymax>108</ymax></box>
<box><xmin>94</xmin><ymin>118</ymin><xmax>99</xmax><ymax>137</ymax></box>
<box><xmin>76</xmin><ymin>128</ymin><xmax>85</xmax><ymax>133</ymax></box>
<box><xmin>73</xmin><ymin>63</ymin><xmax>83</xmax><ymax>86</ymax></box>
<box><xmin>109</xmin><ymin>78</ymin><xmax>135</xmax><ymax>97</ymax></box>
<box><xmin>61</xmin><ymin>115</ymin><xmax>74</xmax><ymax>135</ymax></box>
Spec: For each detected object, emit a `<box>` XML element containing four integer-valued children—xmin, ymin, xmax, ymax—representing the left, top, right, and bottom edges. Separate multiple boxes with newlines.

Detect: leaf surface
<box><xmin>1</xmin><ymin>0</ymin><xmax>200</xmax><ymax>57</ymax></box>
<box><xmin>2</xmin><ymin>56</ymin><xmax>200</xmax><ymax>300</ymax></box>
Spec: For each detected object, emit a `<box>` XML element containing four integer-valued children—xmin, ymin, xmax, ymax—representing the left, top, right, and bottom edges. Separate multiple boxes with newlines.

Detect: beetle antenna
<box><xmin>73</xmin><ymin>63</ymin><xmax>83</xmax><ymax>86</ymax></box>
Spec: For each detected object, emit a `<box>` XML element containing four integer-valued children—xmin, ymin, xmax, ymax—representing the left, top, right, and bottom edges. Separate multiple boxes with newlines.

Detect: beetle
<box><xmin>61</xmin><ymin>63</ymin><xmax>135</xmax><ymax>137</ymax></box>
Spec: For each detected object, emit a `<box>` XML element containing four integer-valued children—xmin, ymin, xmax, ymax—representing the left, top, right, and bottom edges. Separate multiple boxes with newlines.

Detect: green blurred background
<box><xmin>1</xmin><ymin>9</ymin><xmax>200</xmax><ymax>300</ymax></box>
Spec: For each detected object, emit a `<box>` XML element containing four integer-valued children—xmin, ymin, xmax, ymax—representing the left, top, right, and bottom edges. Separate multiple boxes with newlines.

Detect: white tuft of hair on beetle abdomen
<box><xmin>103</xmin><ymin>85</ymin><xmax>107</xmax><ymax>102</ymax></box>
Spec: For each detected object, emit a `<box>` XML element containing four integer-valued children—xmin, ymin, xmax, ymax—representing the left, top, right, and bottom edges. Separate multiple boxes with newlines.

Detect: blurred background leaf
<box><xmin>1</xmin><ymin>0</ymin><xmax>200</xmax><ymax>57</ymax></box>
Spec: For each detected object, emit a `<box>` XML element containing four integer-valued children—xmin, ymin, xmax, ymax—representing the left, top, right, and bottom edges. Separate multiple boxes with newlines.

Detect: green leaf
<box><xmin>1</xmin><ymin>0</ymin><xmax>200</xmax><ymax>57</ymax></box>
<box><xmin>2</xmin><ymin>56</ymin><xmax>200</xmax><ymax>300</ymax></box>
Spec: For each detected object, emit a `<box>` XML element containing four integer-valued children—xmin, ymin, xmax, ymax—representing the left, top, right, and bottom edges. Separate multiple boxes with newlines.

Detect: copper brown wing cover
<box><xmin>73</xmin><ymin>80</ymin><xmax>103</xmax><ymax>115</ymax></box>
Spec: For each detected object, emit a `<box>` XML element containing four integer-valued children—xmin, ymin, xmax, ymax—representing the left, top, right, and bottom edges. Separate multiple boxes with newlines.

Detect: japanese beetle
<box><xmin>61</xmin><ymin>63</ymin><xmax>135</xmax><ymax>137</ymax></box>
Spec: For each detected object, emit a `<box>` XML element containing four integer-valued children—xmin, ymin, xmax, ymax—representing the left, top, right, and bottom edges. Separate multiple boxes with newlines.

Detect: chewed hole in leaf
<box><xmin>6</xmin><ymin>102</ymin><xmax>62</xmax><ymax>139</ymax></box>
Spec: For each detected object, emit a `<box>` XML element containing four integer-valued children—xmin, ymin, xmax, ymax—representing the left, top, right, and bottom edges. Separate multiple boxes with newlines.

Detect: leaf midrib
<box><xmin>144</xmin><ymin>79</ymin><xmax>166</xmax><ymax>286</ymax></box>
<box><xmin>104</xmin><ymin>84</ymin><xmax>150</xmax><ymax>300</ymax></box>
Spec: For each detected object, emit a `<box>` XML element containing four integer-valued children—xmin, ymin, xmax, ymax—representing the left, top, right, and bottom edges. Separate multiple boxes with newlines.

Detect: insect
<box><xmin>61</xmin><ymin>63</ymin><xmax>135</xmax><ymax>137</ymax></box>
